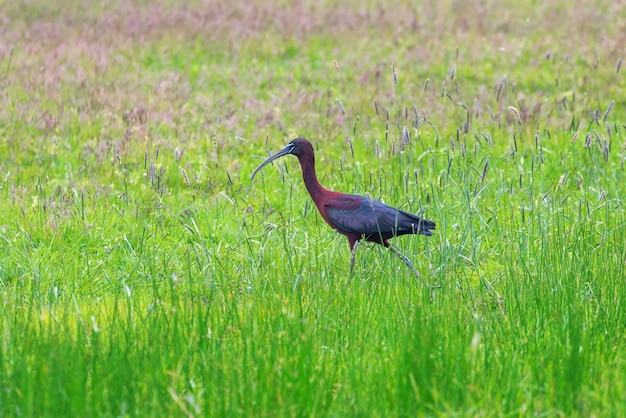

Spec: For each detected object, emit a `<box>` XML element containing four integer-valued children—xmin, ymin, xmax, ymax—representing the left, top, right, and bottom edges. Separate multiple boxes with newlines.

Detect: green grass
<box><xmin>1</xmin><ymin>0</ymin><xmax>626</xmax><ymax>416</ymax></box>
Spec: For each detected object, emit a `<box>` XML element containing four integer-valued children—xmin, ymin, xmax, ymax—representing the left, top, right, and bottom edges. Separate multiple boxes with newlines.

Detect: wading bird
<box><xmin>251</xmin><ymin>138</ymin><xmax>435</xmax><ymax>283</ymax></box>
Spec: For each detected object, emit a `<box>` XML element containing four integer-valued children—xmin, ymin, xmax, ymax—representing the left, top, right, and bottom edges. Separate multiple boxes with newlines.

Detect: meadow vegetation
<box><xmin>0</xmin><ymin>0</ymin><xmax>625</xmax><ymax>416</ymax></box>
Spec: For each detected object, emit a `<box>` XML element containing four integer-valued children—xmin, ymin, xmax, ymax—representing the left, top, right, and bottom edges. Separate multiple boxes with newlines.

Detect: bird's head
<box><xmin>251</xmin><ymin>137</ymin><xmax>313</xmax><ymax>180</ymax></box>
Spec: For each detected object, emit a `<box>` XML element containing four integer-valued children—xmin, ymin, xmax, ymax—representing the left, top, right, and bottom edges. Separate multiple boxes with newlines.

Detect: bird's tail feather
<box><xmin>414</xmin><ymin>218</ymin><xmax>435</xmax><ymax>236</ymax></box>
<box><xmin>402</xmin><ymin>211</ymin><xmax>435</xmax><ymax>236</ymax></box>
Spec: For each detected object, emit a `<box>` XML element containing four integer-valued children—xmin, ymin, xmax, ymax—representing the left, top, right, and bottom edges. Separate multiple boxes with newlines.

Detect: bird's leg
<box><xmin>388</xmin><ymin>246</ymin><xmax>439</xmax><ymax>292</ymax></box>
<box><xmin>346</xmin><ymin>240</ymin><xmax>359</xmax><ymax>286</ymax></box>
<box><xmin>388</xmin><ymin>245</ymin><xmax>421</xmax><ymax>278</ymax></box>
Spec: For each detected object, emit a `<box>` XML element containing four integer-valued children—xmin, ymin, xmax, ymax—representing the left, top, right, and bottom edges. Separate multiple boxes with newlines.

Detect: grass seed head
<box><xmin>483</xmin><ymin>132</ymin><xmax>493</xmax><ymax>147</ymax></box>
<box><xmin>507</xmin><ymin>106</ymin><xmax>522</xmax><ymax>125</ymax></box>
<box><xmin>180</xmin><ymin>167</ymin><xmax>190</xmax><ymax>187</ymax></box>
<box><xmin>336</xmin><ymin>98</ymin><xmax>345</xmax><ymax>115</ymax></box>
<box><xmin>402</xmin><ymin>125</ymin><xmax>410</xmax><ymax>146</ymax></box>
<box><xmin>603</xmin><ymin>100</ymin><xmax>614</xmax><ymax>121</ymax></box>
<box><xmin>481</xmin><ymin>160</ymin><xmax>489</xmax><ymax>184</ymax></box>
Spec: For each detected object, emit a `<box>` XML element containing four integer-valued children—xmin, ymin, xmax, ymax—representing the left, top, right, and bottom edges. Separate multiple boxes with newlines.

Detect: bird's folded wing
<box><xmin>325</xmin><ymin>195</ymin><xmax>408</xmax><ymax>235</ymax></box>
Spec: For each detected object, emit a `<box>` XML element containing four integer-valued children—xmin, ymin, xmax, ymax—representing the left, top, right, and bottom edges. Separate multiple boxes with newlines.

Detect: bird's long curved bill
<box><xmin>250</xmin><ymin>144</ymin><xmax>294</xmax><ymax>180</ymax></box>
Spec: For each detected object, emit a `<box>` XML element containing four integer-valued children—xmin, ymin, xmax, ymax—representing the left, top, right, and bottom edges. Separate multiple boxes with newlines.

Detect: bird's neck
<box><xmin>298</xmin><ymin>153</ymin><xmax>329</xmax><ymax>202</ymax></box>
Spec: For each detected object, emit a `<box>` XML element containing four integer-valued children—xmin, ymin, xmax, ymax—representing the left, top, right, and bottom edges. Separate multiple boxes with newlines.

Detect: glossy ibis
<box><xmin>251</xmin><ymin>138</ymin><xmax>435</xmax><ymax>283</ymax></box>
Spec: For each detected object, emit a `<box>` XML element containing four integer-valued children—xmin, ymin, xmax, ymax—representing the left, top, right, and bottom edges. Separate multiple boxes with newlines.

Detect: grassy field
<box><xmin>1</xmin><ymin>0</ymin><xmax>625</xmax><ymax>416</ymax></box>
